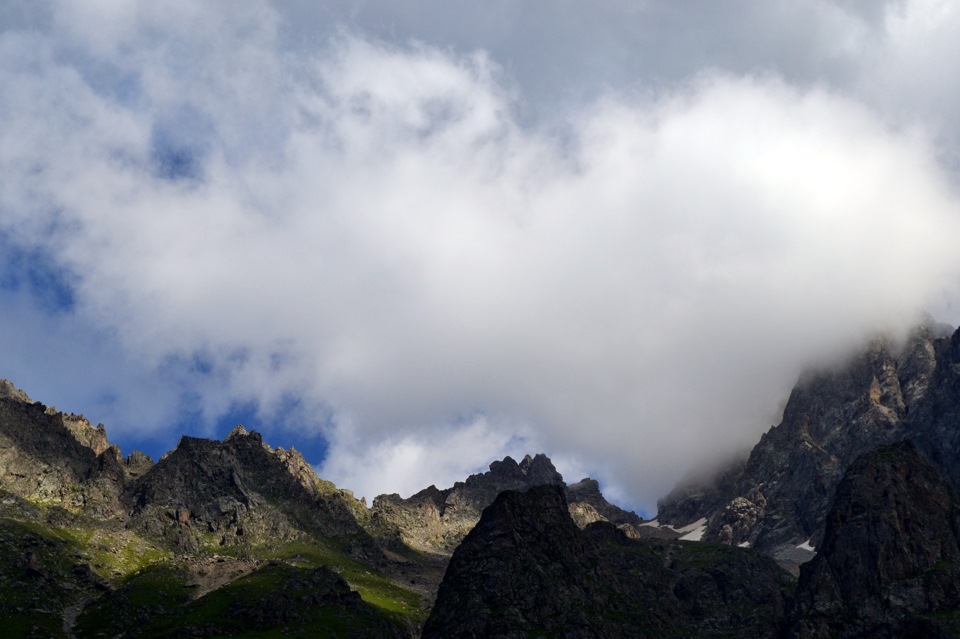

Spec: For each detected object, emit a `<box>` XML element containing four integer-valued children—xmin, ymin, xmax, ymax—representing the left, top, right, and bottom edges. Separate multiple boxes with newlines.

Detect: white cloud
<box><xmin>320</xmin><ymin>415</ymin><xmax>537</xmax><ymax>501</ymax></box>
<box><xmin>2</xmin><ymin>1</ymin><xmax>960</xmax><ymax>512</ymax></box>
<box><xmin>864</xmin><ymin>0</ymin><xmax>960</xmax><ymax>148</ymax></box>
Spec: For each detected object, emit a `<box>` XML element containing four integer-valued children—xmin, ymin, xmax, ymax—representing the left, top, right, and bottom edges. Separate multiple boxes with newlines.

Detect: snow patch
<box><xmin>639</xmin><ymin>519</ymin><xmax>659</xmax><ymax>527</ymax></box>
<box><xmin>796</xmin><ymin>539</ymin><xmax>816</xmax><ymax>552</ymax></box>
<box><xmin>677</xmin><ymin>518</ymin><xmax>708</xmax><ymax>541</ymax></box>
<box><xmin>738</xmin><ymin>541</ymin><xmax>751</xmax><ymax>548</ymax></box>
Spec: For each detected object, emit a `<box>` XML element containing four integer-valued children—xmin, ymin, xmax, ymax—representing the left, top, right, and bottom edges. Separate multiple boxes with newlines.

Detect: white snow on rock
<box><xmin>796</xmin><ymin>539</ymin><xmax>816</xmax><ymax>552</ymax></box>
<box><xmin>677</xmin><ymin>518</ymin><xmax>708</xmax><ymax>541</ymax></box>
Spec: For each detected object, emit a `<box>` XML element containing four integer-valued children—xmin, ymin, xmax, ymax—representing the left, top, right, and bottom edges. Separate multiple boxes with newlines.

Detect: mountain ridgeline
<box><xmin>656</xmin><ymin>319</ymin><xmax>960</xmax><ymax>568</ymax></box>
<box><xmin>6</xmin><ymin>317</ymin><xmax>960</xmax><ymax>636</ymax></box>
<box><xmin>0</xmin><ymin>379</ymin><xmax>660</xmax><ymax>637</ymax></box>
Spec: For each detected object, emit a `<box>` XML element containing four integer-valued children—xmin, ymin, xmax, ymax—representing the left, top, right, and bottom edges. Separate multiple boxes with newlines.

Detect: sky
<box><xmin>2</xmin><ymin>0</ymin><xmax>960</xmax><ymax>515</ymax></box>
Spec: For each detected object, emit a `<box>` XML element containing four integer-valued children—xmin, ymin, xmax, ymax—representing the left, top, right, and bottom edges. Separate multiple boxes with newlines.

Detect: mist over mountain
<box><xmin>6</xmin><ymin>3</ymin><xmax>960</xmax><ymax>633</ymax></box>
<box><xmin>9</xmin><ymin>324</ymin><xmax>960</xmax><ymax>637</ymax></box>
<box><xmin>4</xmin><ymin>1</ymin><xmax>960</xmax><ymax>515</ymax></box>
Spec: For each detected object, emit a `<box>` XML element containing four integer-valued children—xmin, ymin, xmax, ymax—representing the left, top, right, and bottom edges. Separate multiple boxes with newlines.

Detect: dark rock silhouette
<box><xmin>659</xmin><ymin>320</ymin><xmax>960</xmax><ymax>571</ymax></box>
<box><xmin>785</xmin><ymin>441</ymin><xmax>960</xmax><ymax>638</ymax></box>
<box><xmin>424</xmin><ymin>484</ymin><xmax>792</xmax><ymax>638</ymax></box>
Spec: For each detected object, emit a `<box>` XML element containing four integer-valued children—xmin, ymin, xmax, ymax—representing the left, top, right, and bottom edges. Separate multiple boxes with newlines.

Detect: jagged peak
<box><xmin>126</xmin><ymin>449</ymin><xmax>153</xmax><ymax>466</ymax></box>
<box><xmin>0</xmin><ymin>379</ymin><xmax>32</xmax><ymax>403</ymax></box>
<box><xmin>488</xmin><ymin>455</ymin><xmax>519</xmax><ymax>474</ymax></box>
<box><xmin>519</xmin><ymin>452</ymin><xmax>564</xmax><ymax>483</ymax></box>
<box><xmin>567</xmin><ymin>477</ymin><xmax>600</xmax><ymax>492</ymax></box>
<box><xmin>224</xmin><ymin>424</ymin><xmax>249</xmax><ymax>441</ymax></box>
<box><xmin>172</xmin><ymin>435</ymin><xmax>218</xmax><ymax>456</ymax></box>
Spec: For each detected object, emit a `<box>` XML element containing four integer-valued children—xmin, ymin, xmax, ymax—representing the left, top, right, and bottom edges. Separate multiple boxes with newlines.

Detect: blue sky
<box><xmin>3</xmin><ymin>0</ymin><xmax>960</xmax><ymax>513</ymax></box>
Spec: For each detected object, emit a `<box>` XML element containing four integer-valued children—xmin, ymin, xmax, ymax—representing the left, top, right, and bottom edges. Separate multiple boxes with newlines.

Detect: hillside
<box><xmin>0</xmin><ymin>379</ymin><xmax>641</xmax><ymax>637</ymax></box>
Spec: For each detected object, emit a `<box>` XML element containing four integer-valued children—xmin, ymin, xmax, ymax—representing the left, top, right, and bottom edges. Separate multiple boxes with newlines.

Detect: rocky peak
<box><xmin>0</xmin><ymin>392</ymin><xmax>128</xmax><ymax>519</ymax></box>
<box><xmin>224</xmin><ymin>423</ymin><xmax>250</xmax><ymax>441</ymax></box>
<box><xmin>0</xmin><ymin>378</ymin><xmax>31</xmax><ymax>403</ymax></box>
<box><xmin>521</xmin><ymin>452</ymin><xmax>564</xmax><ymax>482</ymax></box>
<box><xmin>786</xmin><ymin>441</ymin><xmax>960</xmax><ymax>637</ymax></box>
<box><xmin>423</xmin><ymin>483</ymin><xmax>792</xmax><ymax>638</ymax></box>
<box><xmin>371</xmin><ymin>452</ymin><xmax>569</xmax><ymax>554</ymax></box>
<box><xmin>657</xmin><ymin>320</ymin><xmax>950</xmax><ymax>566</ymax></box>
<box><xmin>565</xmin><ymin>477</ymin><xmax>663</xmax><ymax>539</ymax></box>
<box><xmin>372</xmin><ymin>452</ymin><xmax>661</xmax><ymax>554</ymax></box>
<box><xmin>128</xmin><ymin>428</ymin><xmax>369</xmax><ymax>553</ymax></box>
<box><xmin>124</xmin><ymin>449</ymin><xmax>154</xmax><ymax>478</ymax></box>
<box><xmin>483</xmin><ymin>452</ymin><xmax>564</xmax><ymax>486</ymax></box>
<box><xmin>567</xmin><ymin>478</ymin><xmax>634</xmax><ymax>524</ymax></box>
<box><xmin>61</xmin><ymin>413</ymin><xmax>111</xmax><ymax>456</ymax></box>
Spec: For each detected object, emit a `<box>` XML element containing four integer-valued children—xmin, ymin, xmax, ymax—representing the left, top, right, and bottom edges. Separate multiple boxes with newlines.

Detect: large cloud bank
<box><xmin>1</xmin><ymin>1</ymin><xmax>960</xmax><ymax>510</ymax></box>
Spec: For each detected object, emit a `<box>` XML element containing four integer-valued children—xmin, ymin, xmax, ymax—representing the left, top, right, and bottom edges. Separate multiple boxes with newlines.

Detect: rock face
<box><xmin>2</xmin><ymin>375</ymin><xmax>659</xmax><ymax>636</ymax></box>
<box><xmin>371</xmin><ymin>453</ymin><xmax>565</xmax><ymax>553</ymax></box>
<box><xmin>11</xmin><ymin>335</ymin><xmax>960</xmax><ymax>638</ymax></box>
<box><xmin>910</xmin><ymin>326</ymin><xmax>960</xmax><ymax>489</ymax></box>
<box><xmin>566</xmin><ymin>477</ymin><xmax>660</xmax><ymax>539</ymax></box>
<box><xmin>128</xmin><ymin>426</ymin><xmax>371</xmax><ymax>552</ymax></box>
<box><xmin>786</xmin><ymin>441</ymin><xmax>960</xmax><ymax>638</ymax></box>
<box><xmin>658</xmin><ymin>321</ymin><xmax>954</xmax><ymax>564</ymax></box>
<box><xmin>0</xmin><ymin>382</ymin><xmax>148</xmax><ymax>520</ymax></box>
<box><xmin>423</xmin><ymin>484</ymin><xmax>793</xmax><ymax>639</ymax></box>
<box><xmin>0</xmin><ymin>380</ymin><xmax>427</xmax><ymax>637</ymax></box>
<box><xmin>372</xmin><ymin>453</ymin><xmax>657</xmax><ymax>554</ymax></box>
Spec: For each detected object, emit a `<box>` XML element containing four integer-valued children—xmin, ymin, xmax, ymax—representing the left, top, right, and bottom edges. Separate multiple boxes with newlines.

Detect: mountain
<box><xmin>370</xmin><ymin>453</ymin><xmax>565</xmax><ymax>553</ymax></box>
<box><xmin>0</xmin><ymin>377</ymin><xmax>646</xmax><ymax>637</ymax></box>
<box><xmin>371</xmin><ymin>452</ymin><xmax>666</xmax><ymax>555</ymax></box>
<box><xmin>785</xmin><ymin>441</ymin><xmax>960</xmax><ymax>637</ymax></box>
<box><xmin>0</xmin><ymin>382</ymin><xmax>425</xmax><ymax>637</ymax></box>
<box><xmin>8</xmin><ymin>314</ymin><xmax>960</xmax><ymax>637</ymax></box>
<box><xmin>127</xmin><ymin>425</ymin><xmax>371</xmax><ymax>552</ymax></box>
<box><xmin>423</xmin><ymin>484</ymin><xmax>793</xmax><ymax>638</ymax></box>
<box><xmin>423</xmin><ymin>439</ymin><xmax>960</xmax><ymax>638</ymax></box>
<box><xmin>657</xmin><ymin>319</ymin><xmax>958</xmax><ymax>570</ymax></box>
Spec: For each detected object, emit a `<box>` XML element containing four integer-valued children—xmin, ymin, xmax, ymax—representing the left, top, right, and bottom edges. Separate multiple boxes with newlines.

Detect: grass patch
<box><xmin>81</xmin><ymin>563</ymin><xmax>411</xmax><ymax>638</ymax></box>
<box><xmin>260</xmin><ymin>540</ymin><xmax>424</xmax><ymax>618</ymax></box>
<box><xmin>75</xmin><ymin>564</ymin><xmax>193</xmax><ymax>638</ymax></box>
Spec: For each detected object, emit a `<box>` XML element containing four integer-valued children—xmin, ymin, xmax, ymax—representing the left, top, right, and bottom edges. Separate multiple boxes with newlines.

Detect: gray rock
<box><xmin>424</xmin><ymin>484</ymin><xmax>793</xmax><ymax>638</ymax></box>
<box><xmin>785</xmin><ymin>441</ymin><xmax>960</xmax><ymax>638</ymax></box>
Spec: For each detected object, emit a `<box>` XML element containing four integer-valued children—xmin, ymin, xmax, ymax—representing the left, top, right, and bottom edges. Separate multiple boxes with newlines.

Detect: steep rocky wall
<box><xmin>423</xmin><ymin>484</ymin><xmax>792</xmax><ymax>638</ymax></box>
<box><xmin>786</xmin><ymin>441</ymin><xmax>960</xmax><ymax>638</ymax></box>
<box><xmin>658</xmin><ymin>321</ymin><xmax>953</xmax><ymax>565</ymax></box>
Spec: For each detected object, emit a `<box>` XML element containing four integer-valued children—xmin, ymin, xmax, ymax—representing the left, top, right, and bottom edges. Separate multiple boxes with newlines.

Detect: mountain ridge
<box><xmin>0</xmin><ymin>376</ymin><xmax>647</xmax><ymax>637</ymax></box>
<box><xmin>8</xmin><ymin>316</ymin><xmax>960</xmax><ymax>636</ymax></box>
<box><xmin>656</xmin><ymin>319</ymin><xmax>960</xmax><ymax>571</ymax></box>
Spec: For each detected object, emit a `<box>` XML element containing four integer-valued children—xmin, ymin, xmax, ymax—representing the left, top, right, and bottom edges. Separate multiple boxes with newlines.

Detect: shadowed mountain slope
<box><xmin>785</xmin><ymin>441</ymin><xmax>960</xmax><ymax>638</ymax></box>
<box><xmin>658</xmin><ymin>320</ymin><xmax>960</xmax><ymax>569</ymax></box>
<box><xmin>423</xmin><ymin>484</ymin><xmax>793</xmax><ymax>638</ymax></box>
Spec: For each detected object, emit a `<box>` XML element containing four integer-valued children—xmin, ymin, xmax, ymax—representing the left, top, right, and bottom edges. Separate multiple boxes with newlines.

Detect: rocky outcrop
<box><xmin>0</xmin><ymin>378</ymin><xmax>32</xmax><ymax>403</ymax></box>
<box><xmin>0</xmin><ymin>380</ymin><xmax>429</xmax><ymax>636</ymax></box>
<box><xmin>658</xmin><ymin>321</ymin><xmax>953</xmax><ymax>564</ymax></box>
<box><xmin>910</xmin><ymin>326</ymin><xmax>960</xmax><ymax>490</ymax></box>
<box><xmin>128</xmin><ymin>426</ymin><xmax>371</xmax><ymax>553</ymax></box>
<box><xmin>565</xmin><ymin>476</ymin><xmax>676</xmax><ymax>539</ymax></box>
<box><xmin>785</xmin><ymin>441</ymin><xmax>960</xmax><ymax>638</ymax></box>
<box><xmin>423</xmin><ymin>484</ymin><xmax>793</xmax><ymax>638</ymax></box>
<box><xmin>0</xmin><ymin>385</ymin><xmax>140</xmax><ymax>520</ymax></box>
<box><xmin>371</xmin><ymin>453</ymin><xmax>656</xmax><ymax>554</ymax></box>
<box><xmin>371</xmin><ymin>453</ymin><xmax>565</xmax><ymax>553</ymax></box>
